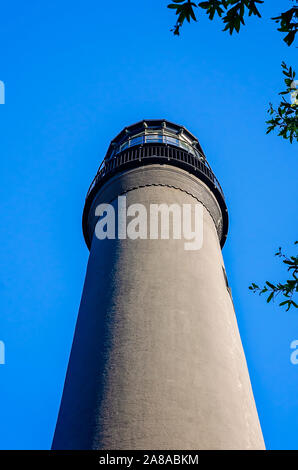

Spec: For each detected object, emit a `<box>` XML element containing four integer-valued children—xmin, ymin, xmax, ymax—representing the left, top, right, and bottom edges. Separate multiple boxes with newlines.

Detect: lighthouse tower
<box><xmin>52</xmin><ymin>119</ymin><xmax>265</xmax><ymax>450</ymax></box>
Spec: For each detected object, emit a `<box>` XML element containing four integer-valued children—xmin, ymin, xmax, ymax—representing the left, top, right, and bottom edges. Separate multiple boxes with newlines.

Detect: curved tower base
<box><xmin>52</xmin><ymin>163</ymin><xmax>265</xmax><ymax>450</ymax></box>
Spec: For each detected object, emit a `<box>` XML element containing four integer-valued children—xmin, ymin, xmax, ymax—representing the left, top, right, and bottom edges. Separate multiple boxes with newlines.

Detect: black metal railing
<box><xmin>86</xmin><ymin>144</ymin><xmax>224</xmax><ymax>200</ymax></box>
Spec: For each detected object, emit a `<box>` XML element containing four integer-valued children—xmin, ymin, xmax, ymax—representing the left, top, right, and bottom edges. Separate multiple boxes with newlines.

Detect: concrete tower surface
<box><xmin>52</xmin><ymin>120</ymin><xmax>265</xmax><ymax>450</ymax></box>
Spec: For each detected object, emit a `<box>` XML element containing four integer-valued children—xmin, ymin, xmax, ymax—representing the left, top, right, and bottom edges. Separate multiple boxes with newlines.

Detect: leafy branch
<box><xmin>249</xmin><ymin>242</ymin><xmax>298</xmax><ymax>311</ymax></box>
<box><xmin>167</xmin><ymin>1</ymin><xmax>298</xmax><ymax>42</ymax></box>
<box><xmin>167</xmin><ymin>0</ymin><xmax>263</xmax><ymax>36</ymax></box>
<box><xmin>167</xmin><ymin>1</ymin><xmax>298</xmax><ymax>144</ymax></box>
<box><xmin>266</xmin><ymin>62</ymin><xmax>298</xmax><ymax>143</ymax></box>
<box><xmin>272</xmin><ymin>1</ymin><xmax>298</xmax><ymax>46</ymax></box>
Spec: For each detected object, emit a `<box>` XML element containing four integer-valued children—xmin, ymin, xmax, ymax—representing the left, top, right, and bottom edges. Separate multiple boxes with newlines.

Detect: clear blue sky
<box><xmin>0</xmin><ymin>0</ymin><xmax>297</xmax><ymax>450</ymax></box>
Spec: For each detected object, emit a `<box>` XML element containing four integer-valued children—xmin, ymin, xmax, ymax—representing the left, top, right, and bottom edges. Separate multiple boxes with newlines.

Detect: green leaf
<box><xmin>267</xmin><ymin>292</ymin><xmax>274</xmax><ymax>303</ymax></box>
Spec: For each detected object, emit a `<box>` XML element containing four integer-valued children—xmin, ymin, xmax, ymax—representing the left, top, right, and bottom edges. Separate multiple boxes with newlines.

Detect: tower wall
<box><xmin>52</xmin><ymin>165</ymin><xmax>265</xmax><ymax>450</ymax></box>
